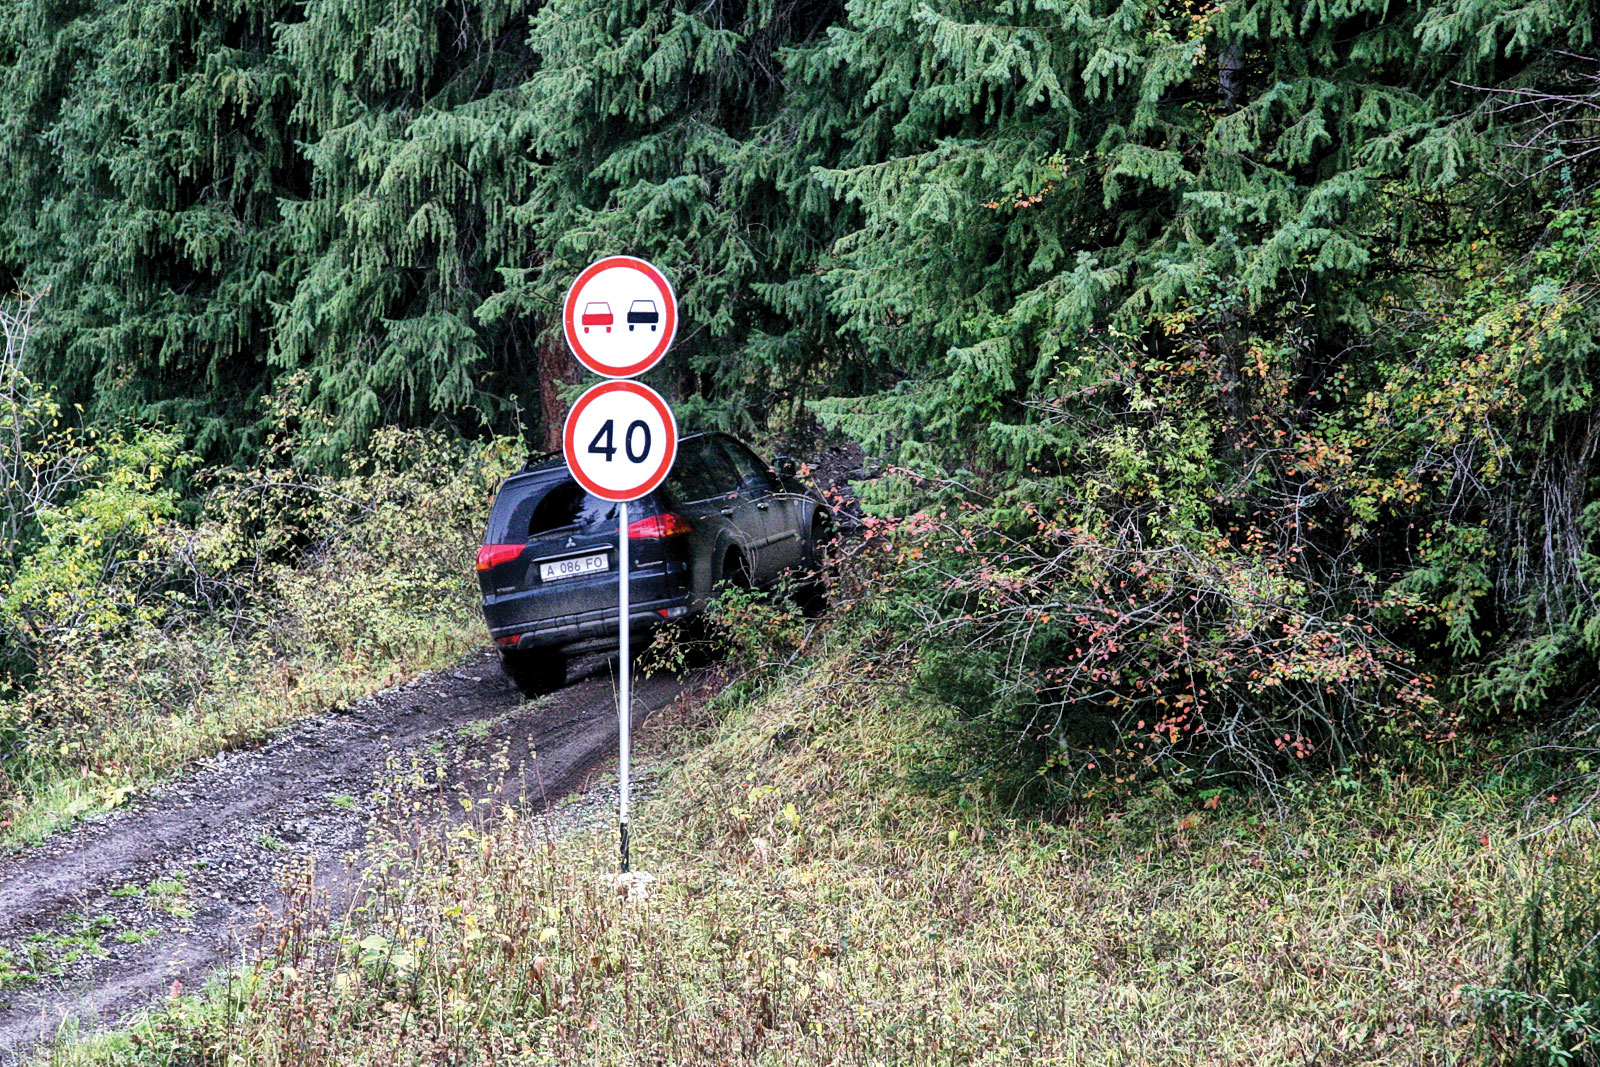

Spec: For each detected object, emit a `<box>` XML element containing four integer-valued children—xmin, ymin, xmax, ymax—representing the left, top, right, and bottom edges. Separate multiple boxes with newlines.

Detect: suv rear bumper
<box><xmin>490</xmin><ymin>590</ymin><xmax>694</xmax><ymax>655</ymax></box>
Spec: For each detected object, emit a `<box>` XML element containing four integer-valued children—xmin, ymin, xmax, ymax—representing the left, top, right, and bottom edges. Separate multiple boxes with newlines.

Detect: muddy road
<box><xmin>0</xmin><ymin>650</ymin><xmax>703</xmax><ymax>1062</ymax></box>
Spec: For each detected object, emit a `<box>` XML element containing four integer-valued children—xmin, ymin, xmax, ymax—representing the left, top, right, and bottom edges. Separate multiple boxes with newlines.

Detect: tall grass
<box><xmin>1475</xmin><ymin>814</ymin><xmax>1600</xmax><ymax>1064</ymax></box>
<box><xmin>0</xmin><ymin>428</ymin><xmax>515</xmax><ymax>846</ymax></box>
<box><xmin>46</xmin><ymin>637</ymin><xmax>1584</xmax><ymax>1067</ymax></box>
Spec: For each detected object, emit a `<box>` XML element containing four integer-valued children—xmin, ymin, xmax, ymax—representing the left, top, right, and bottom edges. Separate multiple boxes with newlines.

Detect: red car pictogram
<box><xmin>581</xmin><ymin>302</ymin><xmax>614</xmax><ymax>333</ymax></box>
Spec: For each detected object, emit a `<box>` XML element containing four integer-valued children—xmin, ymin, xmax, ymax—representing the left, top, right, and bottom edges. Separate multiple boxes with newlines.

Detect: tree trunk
<box><xmin>1219</xmin><ymin>40</ymin><xmax>1245</xmax><ymax>112</ymax></box>
<box><xmin>536</xmin><ymin>338</ymin><xmax>574</xmax><ymax>452</ymax></box>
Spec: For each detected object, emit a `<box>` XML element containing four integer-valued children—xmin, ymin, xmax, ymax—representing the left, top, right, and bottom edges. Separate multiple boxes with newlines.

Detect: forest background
<box><xmin>3</xmin><ymin>0</ymin><xmax>1600</xmax><ymax>1059</ymax></box>
<box><xmin>3</xmin><ymin>0</ymin><xmax>1599</xmax><ymax>788</ymax></box>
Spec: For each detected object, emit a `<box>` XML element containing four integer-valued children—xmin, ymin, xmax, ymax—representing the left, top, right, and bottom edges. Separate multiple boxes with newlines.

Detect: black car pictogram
<box><xmin>626</xmin><ymin>299</ymin><xmax>659</xmax><ymax>332</ymax></box>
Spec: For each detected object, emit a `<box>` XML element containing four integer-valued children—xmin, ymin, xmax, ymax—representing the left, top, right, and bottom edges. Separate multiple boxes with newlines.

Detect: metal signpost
<box><xmin>561</xmin><ymin>258</ymin><xmax>678</xmax><ymax>873</ymax></box>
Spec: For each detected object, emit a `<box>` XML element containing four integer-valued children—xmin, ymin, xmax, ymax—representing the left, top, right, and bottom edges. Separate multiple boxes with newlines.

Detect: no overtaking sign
<box><xmin>562</xmin><ymin>255</ymin><xmax>678</xmax><ymax>379</ymax></box>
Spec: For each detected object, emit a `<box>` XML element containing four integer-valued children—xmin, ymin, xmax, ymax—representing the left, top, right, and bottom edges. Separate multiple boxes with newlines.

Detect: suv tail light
<box><xmin>627</xmin><ymin>513</ymin><xmax>693</xmax><ymax>539</ymax></box>
<box><xmin>476</xmin><ymin>544</ymin><xmax>525</xmax><ymax>571</ymax></box>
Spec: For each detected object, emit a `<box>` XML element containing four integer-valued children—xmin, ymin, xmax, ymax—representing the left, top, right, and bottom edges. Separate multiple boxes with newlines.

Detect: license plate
<box><xmin>539</xmin><ymin>552</ymin><xmax>609</xmax><ymax>582</ymax></box>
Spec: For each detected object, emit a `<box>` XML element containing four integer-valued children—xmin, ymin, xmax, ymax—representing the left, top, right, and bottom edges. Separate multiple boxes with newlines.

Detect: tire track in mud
<box><xmin>0</xmin><ymin>649</ymin><xmax>700</xmax><ymax>1062</ymax></box>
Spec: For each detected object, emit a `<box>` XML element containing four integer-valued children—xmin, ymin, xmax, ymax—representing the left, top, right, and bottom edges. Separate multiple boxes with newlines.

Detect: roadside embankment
<box><xmin>39</xmin><ymin>634</ymin><xmax>1598</xmax><ymax>1066</ymax></box>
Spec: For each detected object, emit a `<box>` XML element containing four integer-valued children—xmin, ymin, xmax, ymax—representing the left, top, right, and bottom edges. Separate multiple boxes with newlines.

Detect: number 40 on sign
<box><xmin>562</xmin><ymin>379</ymin><xmax>678</xmax><ymax>503</ymax></box>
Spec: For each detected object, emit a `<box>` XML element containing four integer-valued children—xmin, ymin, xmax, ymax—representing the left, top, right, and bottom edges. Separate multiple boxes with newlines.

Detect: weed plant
<box><xmin>1475</xmin><ymin>814</ymin><xmax>1600</xmax><ymax>1064</ymax></box>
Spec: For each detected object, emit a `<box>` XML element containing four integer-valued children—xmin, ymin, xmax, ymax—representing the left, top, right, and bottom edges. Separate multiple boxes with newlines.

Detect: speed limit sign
<box><xmin>562</xmin><ymin>379</ymin><xmax>678</xmax><ymax>502</ymax></box>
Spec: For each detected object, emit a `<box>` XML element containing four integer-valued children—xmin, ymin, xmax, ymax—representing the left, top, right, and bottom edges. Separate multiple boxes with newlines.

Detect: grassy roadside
<box><xmin>2</xmin><ymin>623</ymin><xmax>484</xmax><ymax>848</ymax></box>
<box><xmin>38</xmin><ymin>634</ymin><xmax>1598</xmax><ymax>1066</ymax></box>
<box><xmin>0</xmin><ymin>429</ymin><xmax>512</xmax><ymax>850</ymax></box>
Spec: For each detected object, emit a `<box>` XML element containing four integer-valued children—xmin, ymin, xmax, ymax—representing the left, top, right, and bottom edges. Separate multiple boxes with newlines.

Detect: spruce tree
<box><xmin>0</xmin><ymin>0</ymin><xmax>302</xmax><ymax>458</ymax></box>
<box><xmin>807</xmin><ymin>0</ymin><xmax>1599</xmax><ymax>468</ymax></box>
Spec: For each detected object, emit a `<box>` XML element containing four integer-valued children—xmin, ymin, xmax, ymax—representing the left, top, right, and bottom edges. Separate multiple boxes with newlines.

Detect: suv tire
<box><xmin>795</xmin><ymin>516</ymin><xmax>833</xmax><ymax>617</ymax></box>
<box><xmin>500</xmin><ymin>647</ymin><xmax>567</xmax><ymax>697</ymax></box>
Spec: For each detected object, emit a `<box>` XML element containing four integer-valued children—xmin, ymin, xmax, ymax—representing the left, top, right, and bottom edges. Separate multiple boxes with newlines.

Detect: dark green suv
<box><xmin>476</xmin><ymin>433</ymin><xmax>831</xmax><ymax>695</ymax></box>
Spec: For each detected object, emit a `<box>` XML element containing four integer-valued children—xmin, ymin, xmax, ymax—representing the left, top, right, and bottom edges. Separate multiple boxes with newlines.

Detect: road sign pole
<box><xmin>617</xmin><ymin>499</ymin><xmax>631</xmax><ymax>874</ymax></box>
<box><xmin>562</xmin><ymin>256</ymin><xmax>679</xmax><ymax>880</ymax></box>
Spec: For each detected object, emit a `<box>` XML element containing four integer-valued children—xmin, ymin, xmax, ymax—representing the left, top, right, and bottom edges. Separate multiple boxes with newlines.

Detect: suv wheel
<box><xmin>719</xmin><ymin>548</ymin><xmax>754</xmax><ymax>593</ymax></box>
<box><xmin>796</xmin><ymin>516</ymin><xmax>833</xmax><ymax>617</ymax></box>
<box><xmin>500</xmin><ymin>647</ymin><xmax>567</xmax><ymax>697</ymax></box>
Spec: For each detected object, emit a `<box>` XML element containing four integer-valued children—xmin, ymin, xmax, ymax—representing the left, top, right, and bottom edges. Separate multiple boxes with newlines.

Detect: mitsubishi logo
<box><xmin>565</xmin><ymin>536</ymin><xmax>576</xmax><ymax>548</ymax></box>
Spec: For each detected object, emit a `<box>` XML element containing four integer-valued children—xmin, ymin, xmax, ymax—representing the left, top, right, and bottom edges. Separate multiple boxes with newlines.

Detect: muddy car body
<box><xmin>476</xmin><ymin>433</ymin><xmax>830</xmax><ymax>693</ymax></box>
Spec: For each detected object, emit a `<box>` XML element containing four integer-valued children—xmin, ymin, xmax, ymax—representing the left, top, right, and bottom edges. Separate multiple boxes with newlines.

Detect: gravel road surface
<box><xmin>0</xmin><ymin>649</ymin><xmax>697</xmax><ymax>1062</ymax></box>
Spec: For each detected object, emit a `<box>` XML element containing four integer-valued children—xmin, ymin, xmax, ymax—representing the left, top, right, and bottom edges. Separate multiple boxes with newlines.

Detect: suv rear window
<box><xmin>663</xmin><ymin>436</ymin><xmax>739</xmax><ymax>503</ymax></box>
<box><xmin>487</xmin><ymin>475</ymin><xmax>617</xmax><ymax>543</ymax></box>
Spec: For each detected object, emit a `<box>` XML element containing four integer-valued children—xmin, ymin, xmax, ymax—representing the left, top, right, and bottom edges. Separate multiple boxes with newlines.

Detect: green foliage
<box><xmin>0</xmin><ymin>0</ymin><xmax>856</xmax><ymax>460</ymax></box>
<box><xmin>9</xmin><ymin>9</ymin><xmax>1600</xmax><ymax>1059</ymax></box>
<box><xmin>480</xmin><ymin>0</ymin><xmax>855</xmax><ymax>439</ymax></box>
<box><xmin>1</xmin><ymin>430</ymin><xmax>187</xmax><ymax>659</ymax></box>
<box><xmin>1476</xmin><ymin>818</ymin><xmax>1600</xmax><ymax>1065</ymax></box>
<box><xmin>0</xmin><ymin>0</ymin><xmax>302</xmax><ymax>457</ymax></box>
<box><xmin>266</xmin><ymin>0</ymin><xmax>543</xmax><ymax>460</ymax></box>
<box><xmin>3</xmin><ymin>0</ymin><xmax>1600</xmax><ymax>853</ymax></box>
<box><xmin>0</xmin><ymin>366</ymin><xmax>516</xmax><ymax>840</ymax></box>
<box><xmin>800</xmin><ymin>1</ymin><xmax>1600</xmax><ymax>790</ymax></box>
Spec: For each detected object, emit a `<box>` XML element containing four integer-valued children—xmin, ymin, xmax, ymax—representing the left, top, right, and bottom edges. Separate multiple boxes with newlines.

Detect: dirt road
<box><xmin>0</xmin><ymin>650</ymin><xmax>697</xmax><ymax>1062</ymax></box>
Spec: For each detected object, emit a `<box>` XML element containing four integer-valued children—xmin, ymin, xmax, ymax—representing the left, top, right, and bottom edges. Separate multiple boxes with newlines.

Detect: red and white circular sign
<box><xmin>562</xmin><ymin>256</ymin><xmax>678</xmax><ymax>378</ymax></box>
<box><xmin>562</xmin><ymin>380</ymin><xmax>678</xmax><ymax>502</ymax></box>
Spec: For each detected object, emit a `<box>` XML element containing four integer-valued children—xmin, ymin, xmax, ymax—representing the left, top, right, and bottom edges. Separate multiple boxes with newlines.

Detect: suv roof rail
<box><xmin>520</xmin><ymin>450</ymin><xmax>564</xmax><ymax>472</ymax></box>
